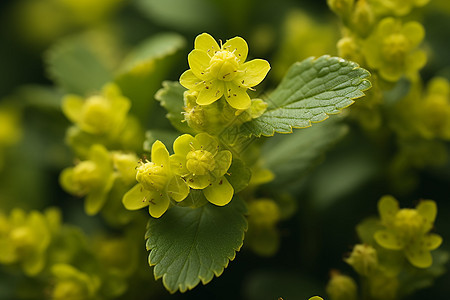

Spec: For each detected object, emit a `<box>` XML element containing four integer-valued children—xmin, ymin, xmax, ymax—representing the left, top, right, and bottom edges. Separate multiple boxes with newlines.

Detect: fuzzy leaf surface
<box><xmin>243</xmin><ymin>55</ymin><xmax>371</xmax><ymax>137</ymax></box>
<box><xmin>45</xmin><ymin>33</ymin><xmax>116</xmax><ymax>95</ymax></box>
<box><xmin>145</xmin><ymin>197</ymin><xmax>247</xmax><ymax>293</ymax></box>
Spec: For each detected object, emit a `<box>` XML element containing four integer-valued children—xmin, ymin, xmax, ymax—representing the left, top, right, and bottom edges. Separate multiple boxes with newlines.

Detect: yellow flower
<box><xmin>363</xmin><ymin>18</ymin><xmax>426</xmax><ymax>82</ymax></box>
<box><xmin>374</xmin><ymin>195</ymin><xmax>442</xmax><ymax>268</ymax></box>
<box><xmin>62</xmin><ymin>83</ymin><xmax>130</xmax><ymax>135</ymax></box>
<box><xmin>122</xmin><ymin>141</ymin><xmax>189</xmax><ymax>218</ymax></box>
<box><xmin>60</xmin><ymin>144</ymin><xmax>115</xmax><ymax>216</ymax></box>
<box><xmin>170</xmin><ymin>133</ymin><xmax>233</xmax><ymax>206</ymax></box>
<box><xmin>179</xmin><ymin>33</ymin><xmax>270</xmax><ymax>110</ymax></box>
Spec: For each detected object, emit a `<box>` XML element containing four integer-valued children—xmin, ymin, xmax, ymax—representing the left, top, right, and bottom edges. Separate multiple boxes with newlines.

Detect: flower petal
<box><xmin>235</xmin><ymin>59</ymin><xmax>271</xmax><ymax>88</ymax></box>
<box><xmin>122</xmin><ymin>184</ymin><xmax>152</xmax><ymax>210</ymax></box>
<box><xmin>405</xmin><ymin>245</ymin><xmax>433</xmax><ymax>268</ymax></box>
<box><xmin>186</xmin><ymin>174</ymin><xmax>210</xmax><ymax>189</ymax></box>
<box><xmin>374</xmin><ymin>230</ymin><xmax>404</xmax><ymax>250</ymax></box>
<box><xmin>196</xmin><ymin>80</ymin><xmax>224</xmax><ymax>106</ymax></box>
<box><xmin>401</xmin><ymin>21</ymin><xmax>425</xmax><ymax>48</ymax></box>
<box><xmin>166</xmin><ymin>176</ymin><xmax>189</xmax><ymax>202</ymax></box>
<box><xmin>148</xmin><ymin>192</ymin><xmax>171</xmax><ymax>218</ymax></box>
<box><xmin>62</xmin><ymin>95</ymin><xmax>84</xmax><ymax>123</ymax></box>
<box><xmin>416</xmin><ymin>200</ymin><xmax>437</xmax><ymax>232</ymax></box>
<box><xmin>223</xmin><ymin>36</ymin><xmax>248</xmax><ymax>63</ymax></box>
<box><xmin>195</xmin><ymin>133</ymin><xmax>218</xmax><ymax>155</ymax></box>
<box><xmin>203</xmin><ymin>177</ymin><xmax>233</xmax><ymax>206</ymax></box>
<box><xmin>173</xmin><ymin>134</ymin><xmax>198</xmax><ymax>155</ymax></box>
<box><xmin>378</xmin><ymin>18</ymin><xmax>397</xmax><ymax>37</ymax></box>
<box><xmin>89</xmin><ymin>144</ymin><xmax>111</xmax><ymax>171</ymax></box>
<box><xmin>170</xmin><ymin>154</ymin><xmax>189</xmax><ymax>176</ymax></box>
<box><xmin>224</xmin><ymin>82</ymin><xmax>251</xmax><ymax>110</ymax></box>
<box><xmin>85</xmin><ymin>187</ymin><xmax>108</xmax><ymax>216</ymax></box>
<box><xmin>0</xmin><ymin>239</ymin><xmax>17</xmax><ymax>263</ymax></box>
<box><xmin>22</xmin><ymin>251</ymin><xmax>45</xmax><ymax>276</ymax></box>
<box><xmin>195</xmin><ymin>33</ymin><xmax>220</xmax><ymax>56</ymax></box>
<box><xmin>211</xmin><ymin>150</ymin><xmax>232</xmax><ymax>178</ymax></box>
<box><xmin>378</xmin><ymin>195</ymin><xmax>399</xmax><ymax>226</ymax></box>
<box><xmin>151</xmin><ymin>140</ymin><xmax>170</xmax><ymax>166</ymax></box>
<box><xmin>179</xmin><ymin>70</ymin><xmax>203</xmax><ymax>90</ymax></box>
<box><xmin>188</xmin><ymin>49</ymin><xmax>211</xmax><ymax>79</ymax></box>
<box><xmin>422</xmin><ymin>233</ymin><xmax>442</xmax><ymax>250</ymax></box>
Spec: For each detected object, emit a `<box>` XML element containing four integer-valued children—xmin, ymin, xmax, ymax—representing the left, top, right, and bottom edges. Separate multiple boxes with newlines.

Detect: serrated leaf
<box><xmin>261</xmin><ymin>117</ymin><xmax>348</xmax><ymax>186</ymax></box>
<box><xmin>145</xmin><ymin>197</ymin><xmax>247</xmax><ymax>293</ymax></box>
<box><xmin>243</xmin><ymin>56</ymin><xmax>371</xmax><ymax>137</ymax></box>
<box><xmin>45</xmin><ymin>33</ymin><xmax>116</xmax><ymax>95</ymax></box>
<box><xmin>155</xmin><ymin>81</ymin><xmax>194</xmax><ymax>133</ymax></box>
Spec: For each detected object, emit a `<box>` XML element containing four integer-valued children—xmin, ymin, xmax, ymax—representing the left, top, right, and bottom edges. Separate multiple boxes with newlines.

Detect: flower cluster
<box><xmin>363</xmin><ymin>18</ymin><xmax>426</xmax><ymax>82</ymax></box>
<box><xmin>122</xmin><ymin>133</ymin><xmax>234</xmax><ymax>218</ymax></box>
<box><xmin>0</xmin><ymin>209</ymin><xmax>52</xmax><ymax>276</ymax></box>
<box><xmin>179</xmin><ymin>33</ymin><xmax>270</xmax><ymax>111</ymax></box>
<box><xmin>374</xmin><ymin>195</ymin><xmax>442</xmax><ymax>268</ymax></box>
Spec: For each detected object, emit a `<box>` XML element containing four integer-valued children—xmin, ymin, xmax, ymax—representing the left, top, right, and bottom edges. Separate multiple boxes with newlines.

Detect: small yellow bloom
<box><xmin>179</xmin><ymin>33</ymin><xmax>270</xmax><ymax>110</ymax></box>
<box><xmin>62</xmin><ymin>83</ymin><xmax>130</xmax><ymax>135</ymax></box>
<box><xmin>363</xmin><ymin>18</ymin><xmax>426</xmax><ymax>82</ymax></box>
<box><xmin>374</xmin><ymin>195</ymin><xmax>442</xmax><ymax>268</ymax></box>
<box><xmin>122</xmin><ymin>141</ymin><xmax>189</xmax><ymax>218</ymax></box>
<box><xmin>60</xmin><ymin>144</ymin><xmax>115</xmax><ymax>215</ymax></box>
<box><xmin>171</xmin><ymin>133</ymin><xmax>233</xmax><ymax>206</ymax></box>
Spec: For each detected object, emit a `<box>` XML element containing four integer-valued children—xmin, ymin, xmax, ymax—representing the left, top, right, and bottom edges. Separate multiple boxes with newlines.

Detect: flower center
<box><xmin>72</xmin><ymin>161</ymin><xmax>101</xmax><ymax>193</ymax></box>
<box><xmin>82</xmin><ymin>96</ymin><xmax>112</xmax><ymax>133</ymax></box>
<box><xmin>393</xmin><ymin>209</ymin><xmax>424</xmax><ymax>238</ymax></box>
<box><xmin>382</xmin><ymin>34</ymin><xmax>409</xmax><ymax>63</ymax></box>
<box><xmin>186</xmin><ymin>150</ymin><xmax>215</xmax><ymax>175</ymax></box>
<box><xmin>208</xmin><ymin>50</ymin><xmax>239</xmax><ymax>81</ymax></box>
<box><xmin>136</xmin><ymin>162</ymin><xmax>168</xmax><ymax>191</ymax></box>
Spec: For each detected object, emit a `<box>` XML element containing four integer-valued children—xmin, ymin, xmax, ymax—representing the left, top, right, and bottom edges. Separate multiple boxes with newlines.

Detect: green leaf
<box><xmin>243</xmin><ymin>56</ymin><xmax>371</xmax><ymax>137</ymax></box>
<box><xmin>135</xmin><ymin>0</ymin><xmax>220</xmax><ymax>32</ymax></box>
<box><xmin>115</xmin><ymin>33</ymin><xmax>185</xmax><ymax>121</ymax></box>
<box><xmin>145</xmin><ymin>197</ymin><xmax>247</xmax><ymax>293</ymax></box>
<box><xmin>45</xmin><ymin>32</ymin><xmax>116</xmax><ymax>95</ymax></box>
<box><xmin>261</xmin><ymin>117</ymin><xmax>348</xmax><ymax>186</ymax></box>
<box><xmin>155</xmin><ymin>81</ymin><xmax>194</xmax><ymax>133</ymax></box>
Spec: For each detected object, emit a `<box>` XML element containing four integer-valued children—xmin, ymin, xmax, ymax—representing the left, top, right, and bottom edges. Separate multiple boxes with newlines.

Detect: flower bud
<box><xmin>345</xmin><ymin>244</ymin><xmax>378</xmax><ymax>276</ymax></box>
<box><xmin>327</xmin><ymin>0</ymin><xmax>354</xmax><ymax>19</ymax></box>
<box><xmin>326</xmin><ymin>271</ymin><xmax>358</xmax><ymax>300</ymax></box>
<box><xmin>248</xmin><ymin>199</ymin><xmax>280</xmax><ymax>227</ymax></box>
<box><xmin>352</xmin><ymin>0</ymin><xmax>374</xmax><ymax>37</ymax></box>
